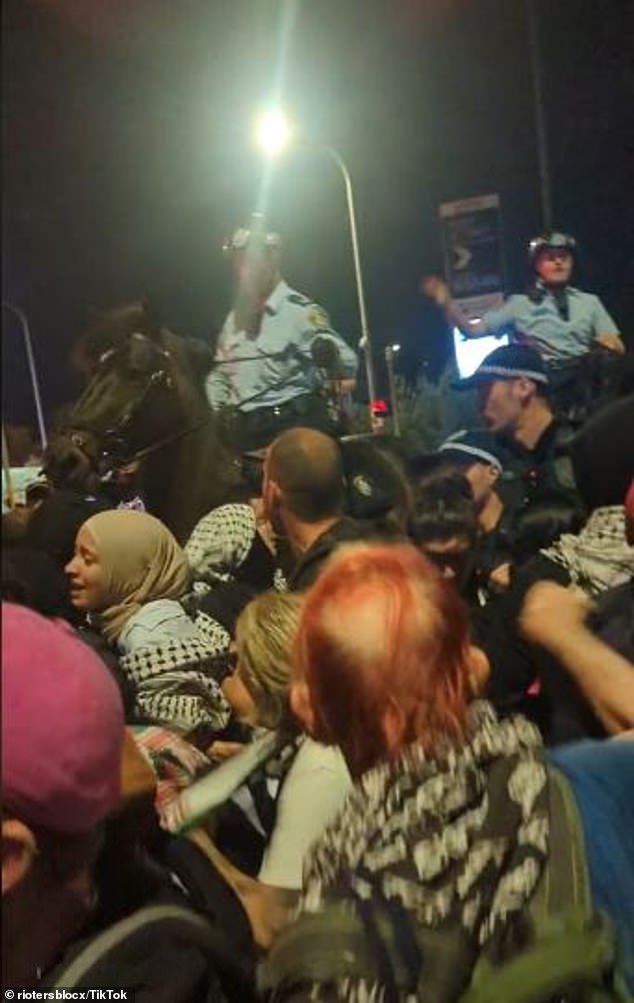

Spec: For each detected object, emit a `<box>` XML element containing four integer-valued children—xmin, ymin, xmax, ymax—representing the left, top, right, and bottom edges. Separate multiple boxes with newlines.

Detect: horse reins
<box><xmin>61</xmin><ymin>332</ymin><xmax>337</xmax><ymax>473</ymax></box>
<box><xmin>118</xmin><ymin>412</ymin><xmax>219</xmax><ymax>467</ymax></box>
<box><xmin>117</xmin><ymin>349</ymin><xmax>319</xmax><ymax>467</ymax></box>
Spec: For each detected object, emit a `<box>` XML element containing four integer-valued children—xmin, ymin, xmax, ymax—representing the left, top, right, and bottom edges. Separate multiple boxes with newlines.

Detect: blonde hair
<box><xmin>235</xmin><ymin>591</ymin><xmax>304</xmax><ymax>731</ymax></box>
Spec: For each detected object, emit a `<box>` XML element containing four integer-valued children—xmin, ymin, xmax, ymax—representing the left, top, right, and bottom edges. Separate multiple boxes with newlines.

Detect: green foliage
<box><xmin>346</xmin><ymin>374</ymin><xmax>480</xmax><ymax>457</ymax></box>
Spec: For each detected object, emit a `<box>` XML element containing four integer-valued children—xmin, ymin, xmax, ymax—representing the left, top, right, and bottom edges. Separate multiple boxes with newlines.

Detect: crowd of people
<box><xmin>2</xmin><ymin>226</ymin><xmax>634</xmax><ymax>1001</ymax></box>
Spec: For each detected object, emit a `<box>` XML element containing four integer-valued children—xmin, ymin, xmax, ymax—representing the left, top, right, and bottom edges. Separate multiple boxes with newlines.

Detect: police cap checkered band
<box><xmin>438</xmin><ymin>429</ymin><xmax>506</xmax><ymax>471</ymax></box>
<box><xmin>473</xmin><ymin>363</ymin><xmax>548</xmax><ymax>384</ymax></box>
<box><xmin>452</xmin><ymin>344</ymin><xmax>549</xmax><ymax>390</ymax></box>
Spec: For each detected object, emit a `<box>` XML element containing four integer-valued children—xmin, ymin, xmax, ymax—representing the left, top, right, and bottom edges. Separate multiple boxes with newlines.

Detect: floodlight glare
<box><xmin>249</xmin><ymin>108</ymin><xmax>379</xmax><ymax>422</ymax></box>
<box><xmin>255</xmin><ymin>109</ymin><xmax>292</xmax><ymax>157</ymax></box>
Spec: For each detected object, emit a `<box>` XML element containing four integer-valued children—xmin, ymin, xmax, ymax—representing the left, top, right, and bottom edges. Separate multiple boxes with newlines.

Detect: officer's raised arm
<box><xmin>421</xmin><ymin>276</ymin><xmax>501</xmax><ymax>339</ymax></box>
<box><xmin>207</xmin><ymin>216</ymin><xmax>359</xmax><ymax>448</ymax></box>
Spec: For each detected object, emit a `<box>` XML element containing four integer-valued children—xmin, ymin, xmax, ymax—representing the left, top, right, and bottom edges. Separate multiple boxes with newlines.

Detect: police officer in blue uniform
<box><xmin>424</xmin><ymin>232</ymin><xmax>625</xmax><ymax>417</ymax></box>
<box><xmin>206</xmin><ymin>219</ymin><xmax>358</xmax><ymax>451</ymax></box>
<box><xmin>424</xmin><ymin>232</ymin><xmax>624</xmax><ymax>364</ymax></box>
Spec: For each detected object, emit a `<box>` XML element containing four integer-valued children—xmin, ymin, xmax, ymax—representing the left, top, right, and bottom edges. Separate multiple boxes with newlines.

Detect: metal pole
<box><xmin>2</xmin><ymin>301</ymin><xmax>48</xmax><ymax>452</ymax></box>
<box><xmin>384</xmin><ymin>346</ymin><xmax>401</xmax><ymax>437</ymax></box>
<box><xmin>527</xmin><ymin>0</ymin><xmax>553</xmax><ymax>230</ymax></box>
<box><xmin>324</xmin><ymin>146</ymin><xmax>379</xmax><ymax>425</ymax></box>
<box><xmin>2</xmin><ymin>422</ymin><xmax>16</xmax><ymax>509</ymax></box>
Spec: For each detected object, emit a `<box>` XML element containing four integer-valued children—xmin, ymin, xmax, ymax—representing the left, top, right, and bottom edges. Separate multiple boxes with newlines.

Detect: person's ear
<box><xmin>516</xmin><ymin>377</ymin><xmax>536</xmax><ymax>404</ymax></box>
<box><xmin>2</xmin><ymin>819</ymin><xmax>38</xmax><ymax>895</ymax></box>
<box><xmin>488</xmin><ymin>464</ymin><xmax>500</xmax><ymax>485</ymax></box>
<box><xmin>290</xmin><ymin>679</ymin><xmax>316</xmax><ymax>735</ymax></box>
<box><xmin>265</xmin><ymin>479</ymin><xmax>283</xmax><ymax>515</ymax></box>
<box><xmin>466</xmin><ymin>645</ymin><xmax>490</xmax><ymax>696</ymax></box>
<box><xmin>381</xmin><ymin>697</ymin><xmax>406</xmax><ymax>758</ymax></box>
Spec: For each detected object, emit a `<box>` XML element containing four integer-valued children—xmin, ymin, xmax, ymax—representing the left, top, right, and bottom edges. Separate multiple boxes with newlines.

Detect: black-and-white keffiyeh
<box><xmin>541</xmin><ymin>505</ymin><xmax>633</xmax><ymax>596</ymax></box>
<box><xmin>292</xmin><ymin>703</ymin><xmax>549</xmax><ymax>1003</ymax></box>
<box><xmin>120</xmin><ymin>634</ymin><xmax>230</xmax><ymax>737</ymax></box>
<box><xmin>185</xmin><ymin>503</ymin><xmax>257</xmax><ymax>587</ymax></box>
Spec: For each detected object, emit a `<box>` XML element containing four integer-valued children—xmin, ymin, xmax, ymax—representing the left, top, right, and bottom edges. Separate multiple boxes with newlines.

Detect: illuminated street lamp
<box><xmin>255</xmin><ymin>109</ymin><xmax>293</xmax><ymax>158</ymax></box>
<box><xmin>254</xmin><ymin>109</ymin><xmax>379</xmax><ymax>428</ymax></box>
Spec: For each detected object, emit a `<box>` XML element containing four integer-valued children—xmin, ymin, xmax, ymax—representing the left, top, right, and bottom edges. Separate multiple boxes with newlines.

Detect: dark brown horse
<box><xmin>44</xmin><ymin>300</ymin><xmax>246</xmax><ymax>542</ymax></box>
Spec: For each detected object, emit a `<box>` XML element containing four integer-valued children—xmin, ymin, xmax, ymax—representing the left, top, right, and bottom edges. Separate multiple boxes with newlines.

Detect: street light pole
<box><xmin>526</xmin><ymin>0</ymin><xmax>553</xmax><ymax>231</ymax></box>
<box><xmin>2</xmin><ymin>301</ymin><xmax>48</xmax><ymax>453</ymax></box>
<box><xmin>255</xmin><ymin>111</ymin><xmax>380</xmax><ymax>428</ymax></box>
<box><xmin>322</xmin><ymin>146</ymin><xmax>378</xmax><ymax>416</ymax></box>
<box><xmin>2</xmin><ymin>422</ymin><xmax>16</xmax><ymax>509</ymax></box>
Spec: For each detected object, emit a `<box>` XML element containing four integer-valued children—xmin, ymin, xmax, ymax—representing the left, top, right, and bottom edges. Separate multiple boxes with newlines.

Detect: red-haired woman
<box><xmin>261</xmin><ymin>543</ymin><xmax>634</xmax><ymax>1002</ymax></box>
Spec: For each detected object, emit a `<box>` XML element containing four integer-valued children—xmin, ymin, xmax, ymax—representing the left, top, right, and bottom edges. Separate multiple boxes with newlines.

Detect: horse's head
<box><xmin>45</xmin><ymin>301</ymin><xmax>204</xmax><ymax>491</ymax></box>
<box><xmin>69</xmin><ymin>298</ymin><xmax>161</xmax><ymax>379</ymax></box>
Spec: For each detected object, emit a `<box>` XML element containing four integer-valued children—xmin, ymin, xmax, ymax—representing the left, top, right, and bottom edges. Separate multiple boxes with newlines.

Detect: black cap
<box><xmin>340</xmin><ymin>438</ymin><xmax>407</xmax><ymax>522</ymax></box>
<box><xmin>452</xmin><ymin>344</ymin><xmax>549</xmax><ymax>391</ymax></box>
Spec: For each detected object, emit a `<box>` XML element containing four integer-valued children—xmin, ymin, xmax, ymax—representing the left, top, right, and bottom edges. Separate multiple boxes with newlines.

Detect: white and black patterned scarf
<box><xmin>185</xmin><ymin>503</ymin><xmax>257</xmax><ymax>587</ymax></box>
<box><xmin>120</xmin><ymin>634</ymin><xmax>230</xmax><ymax>738</ymax></box>
<box><xmin>294</xmin><ymin>703</ymin><xmax>549</xmax><ymax>1003</ymax></box>
<box><xmin>541</xmin><ymin>505</ymin><xmax>633</xmax><ymax>596</ymax></box>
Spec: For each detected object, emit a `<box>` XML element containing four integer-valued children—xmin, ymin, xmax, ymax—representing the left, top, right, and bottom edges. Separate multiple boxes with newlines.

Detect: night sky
<box><xmin>3</xmin><ymin>0</ymin><xmax>633</xmax><ymax>427</ymax></box>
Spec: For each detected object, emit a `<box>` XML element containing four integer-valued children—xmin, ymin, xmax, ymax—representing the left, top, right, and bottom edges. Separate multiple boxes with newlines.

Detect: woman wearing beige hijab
<box><xmin>66</xmin><ymin>510</ymin><xmax>230</xmax><ymax>741</ymax></box>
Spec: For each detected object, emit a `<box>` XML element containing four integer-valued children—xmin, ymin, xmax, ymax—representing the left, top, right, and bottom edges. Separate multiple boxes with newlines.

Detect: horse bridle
<box><xmin>54</xmin><ymin>330</ymin><xmax>345</xmax><ymax>480</ymax></box>
<box><xmin>63</xmin><ymin>332</ymin><xmax>177</xmax><ymax>475</ymax></box>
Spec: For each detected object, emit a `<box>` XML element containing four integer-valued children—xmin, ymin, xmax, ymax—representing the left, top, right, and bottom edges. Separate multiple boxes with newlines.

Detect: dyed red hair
<box><xmin>294</xmin><ymin>543</ymin><xmax>471</xmax><ymax>776</ymax></box>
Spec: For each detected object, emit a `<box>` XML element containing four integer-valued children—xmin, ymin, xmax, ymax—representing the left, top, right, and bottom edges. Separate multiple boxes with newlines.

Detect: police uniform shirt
<box><xmin>205</xmin><ymin>280</ymin><xmax>358</xmax><ymax>412</ymax></box>
<box><xmin>481</xmin><ymin>287</ymin><xmax>620</xmax><ymax>363</ymax></box>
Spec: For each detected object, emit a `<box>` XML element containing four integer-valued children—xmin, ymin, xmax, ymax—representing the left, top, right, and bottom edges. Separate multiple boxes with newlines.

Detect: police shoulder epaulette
<box><xmin>286</xmin><ymin>292</ymin><xmax>313</xmax><ymax>307</ymax></box>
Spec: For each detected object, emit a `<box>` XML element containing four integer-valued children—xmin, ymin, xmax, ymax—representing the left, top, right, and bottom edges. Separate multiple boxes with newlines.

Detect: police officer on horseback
<box><xmin>206</xmin><ymin>216</ymin><xmax>358</xmax><ymax>451</ymax></box>
<box><xmin>423</xmin><ymin>232</ymin><xmax>625</xmax><ymax>418</ymax></box>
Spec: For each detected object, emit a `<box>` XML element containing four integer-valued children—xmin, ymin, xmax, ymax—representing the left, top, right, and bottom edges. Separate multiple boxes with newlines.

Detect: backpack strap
<box><xmin>528</xmin><ymin>764</ymin><xmax>591</xmax><ymax>925</ymax></box>
<box><xmin>261</xmin><ymin>767</ymin><xmax>624</xmax><ymax>1003</ymax></box>
<box><xmin>260</xmin><ymin>766</ymin><xmax>608</xmax><ymax>1003</ymax></box>
<box><xmin>258</xmin><ymin>902</ymin><xmax>417</xmax><ymax>1000</ymax></box>
<box><xmin>461</xmin><ymin>766</ymin><xmax>622</xmax><ymax>1003</ymax></box>
<box><xmin>460</xmin><ymin>917</ymin><xmax>618</xmax><ymax>1003</ymax></box>
<box><xmin>52</xmin><ymin>902</ymin><xmax>253</xmax><ymax>993</ymax></box>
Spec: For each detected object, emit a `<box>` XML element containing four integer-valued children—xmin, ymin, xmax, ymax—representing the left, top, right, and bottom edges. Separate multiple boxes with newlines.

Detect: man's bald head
<box><xmin>266</xmin><ymin>428</ymin><xmax>345</xmax><ymax>523</ymax></box>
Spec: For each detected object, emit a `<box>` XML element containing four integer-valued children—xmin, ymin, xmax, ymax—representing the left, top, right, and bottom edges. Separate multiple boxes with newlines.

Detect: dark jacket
<box><xmin>287</xmin><ymin>517</ymin><xmax>370</xmax><ymax>591</ymax></box>
<box><xmin>498</xmin><ymin>419</ymin><xmax>586</xmax><ymax>563</ymax></box>
<box><xmin>476</xmin><ymin>563</ymin><xmax>633</xmax><ymax>746</ymax></box>
<box><xmin>26</xmin><ymin>489</ymin><xmax>111</xmax><ymax>569</ymax></box>
<box><xmin>589</xmin><ymin>578</ymin><xmax>634</xmax><ymax>662</ymax></box>
<box><xmin>43</xmin><ymin>833</ymin><xmax>256</xmax><ymax>1002</ymax></box>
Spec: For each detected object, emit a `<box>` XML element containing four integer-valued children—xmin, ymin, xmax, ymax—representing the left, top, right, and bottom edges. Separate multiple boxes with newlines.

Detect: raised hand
<box><xmin>519</xmin><ymin>581</ymin><xmax>592</xmax><ymax>648</ymax></box>
<box><xmin>421</xmin><ymin>276</ymin><xmax>451</xmax><ymax>307</ymax></box>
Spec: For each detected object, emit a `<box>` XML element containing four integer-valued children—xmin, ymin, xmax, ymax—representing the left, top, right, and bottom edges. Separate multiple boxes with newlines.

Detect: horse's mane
<box><xmin>70</xmin><ymin>299</ymin><xmax>157</xmax><ymax>376</ymax></box>
<box><xmin>70</xmin><ymin>298</ymin><xmax>214</xmax><ymax>396</ymax></box>
<box><xmin>159</xmin><ymin>329</ymin><xmax>215</xmax><ymax>403</ymax></box>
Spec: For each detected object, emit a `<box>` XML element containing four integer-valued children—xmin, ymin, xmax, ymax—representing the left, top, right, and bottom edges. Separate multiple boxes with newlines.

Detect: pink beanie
<box><xmin>1</xmin><ymin>603</ymin><xmax>124</xmax><ymax>833</ymax></box>
<box><xmin>625</xmin><ymin>479</ymin><xmax>634</xmax><ymax>519</ymax></box>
